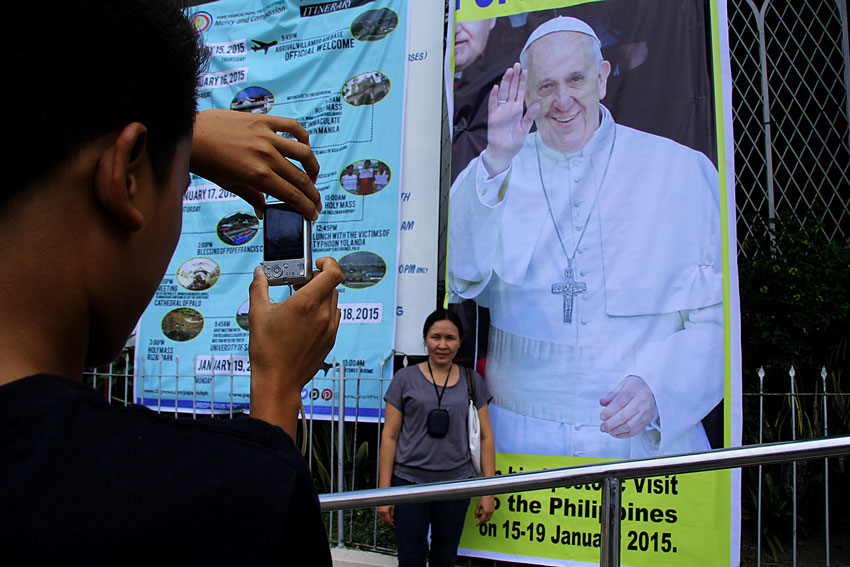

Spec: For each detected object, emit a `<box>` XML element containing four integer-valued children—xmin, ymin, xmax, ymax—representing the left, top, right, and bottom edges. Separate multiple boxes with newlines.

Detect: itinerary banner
<box><xmin>447</xmin><ymin>0</ymin><xmax>741</xmax><ymax>565</ymax></box>
<box><xmin>134</xmin><ymin>0</ymin><xmax>408</xmax><ymax>419</ymax></box>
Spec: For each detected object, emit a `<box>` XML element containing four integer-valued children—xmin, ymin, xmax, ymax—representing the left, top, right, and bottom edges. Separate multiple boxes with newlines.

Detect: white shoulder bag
<box><xmin>465</xmin><ymin>368</ymin><xmax>482</xmax><ymax>476</ymax></box>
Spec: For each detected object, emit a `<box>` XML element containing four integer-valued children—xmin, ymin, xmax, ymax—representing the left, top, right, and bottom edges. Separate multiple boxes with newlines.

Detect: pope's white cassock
<box><xmin>449</xmin><ymin>105</ymin><xmax>724</xmax><ymax>459</ymax></box>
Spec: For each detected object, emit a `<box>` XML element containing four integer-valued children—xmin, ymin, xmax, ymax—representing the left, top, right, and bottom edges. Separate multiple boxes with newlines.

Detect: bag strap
<box><xmin>465</xmin><ymin>367</ymin><xmax>475</xmax><ymax>403</ymax></box>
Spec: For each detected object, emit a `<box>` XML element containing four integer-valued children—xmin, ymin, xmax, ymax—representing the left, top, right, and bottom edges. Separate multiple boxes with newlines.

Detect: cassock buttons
<box><xmin>573</xmin><ymin>177</ymin><xmax>582</xmax><ymax>183</ymax></box>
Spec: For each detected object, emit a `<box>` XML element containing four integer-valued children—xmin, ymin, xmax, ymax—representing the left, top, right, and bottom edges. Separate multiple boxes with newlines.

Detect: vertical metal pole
<box><xmin>352</xmin><ymin>363</ymin><xmax>362</xmax><ymax>488</ymax></box>
<box><xmin>757</xmin><ymin>366</ymin><xmax>764</xmax><ymax>567</ymax></box>
<box><xmin>350</xmin><ymin>363</ymin><xmax>363</xmax><ymax>542</ymax></box>
<box><xmin>308</xmin><ymin>370</ymin><xmax>316</xmax><ymax>472</ymax></box>
<box><xmin>600</xmin><ymin>477</ymin><xmax>621</xmax><ymax>567</ymax></box>
<box><xmin>753</xmin><ymin>0</ymin><xmax>777</xmax><ymax>232</ymax></box>
<box><xmin>336</xmin><ymin>363</ymin><xmax>346</xmax><ymax>547</ymax></box>
<box><xmin>132</xmin><ymin>353</ymin><xmax>139</xmax><ymax>407</ymax></box>
<box><xmin>822</xmin><ymin>367</ymin><xmax>830</xmax><ymax>566</ymax></box>
<box><xmin>192</xmin><ymin>355</ymin><xmax>198</xmax><ymax>420</ymax></box>
<box><xmin>307</xmin><ymin>367</ymin><xmax>316</xmax><ymax>472</ymax></box>
<box><xmin>790</xmin><ymin>366</ymin><xmax>797</xmax><ymax>567</ymax></box>
<box><xmin>474</xmin><ymin>304</ymin><xmax>480</xmax><ymax>369</ymax></box>
<box><xmin>210</xmin><ymin>355</ymin><xmax>216</xmax><ymax>415</ymax></box>
<box><xmin>374</xmin><ymin>357</ymin><xmax>387</xmax><ymax>548</ymax></box>
<box><xmin>229</xmin><ymin>355</ymin><xmax>234</xmax><ymax>419</ymax></box>
<box><xmin>157</xmin><ymin>356</ymin><xmax>163</xmax><ymax>414</ymax></box>
<box><xmin>174</xmin><ymin>355</ymin><xmax>180</xmax><ymax>418</ymax></box>
<box><xmin>328</xmin><ymin>361</ymin><xmax>336</xmax><ymax>534</ymax></box>
<box><xmin>328</xmin><ymin>359</ymin><xmax>340</xmax><ymax>539</ymax></box>
<box><xmin>107</xmin><ymin>361</ymin><xmax>113</xmax><ymax>403</ymax></box>
<box><xmin>837</xmin><ymin>0</ymin><xmax>850</xmax><ymax>153</ymax></box>
<box><xmin>123</xmin><ymin>352</ymin><xmax>130</xmax><ymax>407</ymax></box>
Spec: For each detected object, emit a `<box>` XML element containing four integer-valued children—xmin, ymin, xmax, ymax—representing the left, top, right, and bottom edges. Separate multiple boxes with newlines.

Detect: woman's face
<box><xmin>424</xmin><ymin>319</ymin><xmax>462</xmax><ymax>366</ymax></box>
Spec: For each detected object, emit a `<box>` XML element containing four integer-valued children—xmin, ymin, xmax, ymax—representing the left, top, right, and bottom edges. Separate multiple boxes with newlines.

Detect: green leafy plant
<box><xmin>739</xmin><ymin>213</ymin><xmax>850</xmax><ymax>392</ymax></box>
<box><xmin>306</xmin><ymin>421</ymin><xmax>379</xmax><ymax>494</ymax></box>
<box><xmin>743</xmin><ymin>469</ymin><xmax>789</xmax><ymax>560</ymax></box>
<box><xmin>308</xmin><ymin>421</ymin><xmax>397</xmax><ymax>551</ymax></box>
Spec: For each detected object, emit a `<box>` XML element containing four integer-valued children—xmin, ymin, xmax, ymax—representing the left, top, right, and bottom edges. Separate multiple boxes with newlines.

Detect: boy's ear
<box><xmin>93</xmin><ymin>122</ymin><xmax>150</xmax><ymax>232</ymax></box>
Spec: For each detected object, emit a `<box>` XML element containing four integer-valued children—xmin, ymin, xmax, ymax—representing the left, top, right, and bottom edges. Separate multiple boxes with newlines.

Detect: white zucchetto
<box><xmin>519</xmin><ymin>16</ymin><xmax>600</xmax><ymax>68</ymax></box>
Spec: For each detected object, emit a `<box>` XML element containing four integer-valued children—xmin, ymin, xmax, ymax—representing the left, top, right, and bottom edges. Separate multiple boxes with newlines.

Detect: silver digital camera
<box><xmin>262</xmin><ymin>201</ymin><xmax>312</xmax><ymax>286</ymax></box>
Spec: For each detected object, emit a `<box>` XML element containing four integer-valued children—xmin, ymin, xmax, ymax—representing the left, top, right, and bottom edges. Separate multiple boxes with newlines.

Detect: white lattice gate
<box><xmin>730</xmin><ymin>0</ymin><xmax>850</xmax><ymax>253</ymax></box>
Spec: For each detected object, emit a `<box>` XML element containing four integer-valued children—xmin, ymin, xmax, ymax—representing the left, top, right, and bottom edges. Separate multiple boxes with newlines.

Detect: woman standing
<box><xmin>357</xmin><ymin>160</ymin><xmax>375</xmax><ymax>194</ymax></box>
<box><xmin>374</xmin><ymin>163</ymin><xmax>389</xmax><ymax>193</ymax></box>
<box><xmin>378</xmin><ymin>309</ymin><xmax>495</xmax><ymax>567</ymax></box>
<box><xmin>340</xmin><ymin>165</ymin><xmax>358</xmax><ymax>194</ymax></box>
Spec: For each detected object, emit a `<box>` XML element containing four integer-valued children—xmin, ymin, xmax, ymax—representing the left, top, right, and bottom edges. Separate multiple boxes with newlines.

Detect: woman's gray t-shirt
<box><xmin>385</xmin><ymin>364</ymin><xmax>491</xmax><ymax>484</ymax></box>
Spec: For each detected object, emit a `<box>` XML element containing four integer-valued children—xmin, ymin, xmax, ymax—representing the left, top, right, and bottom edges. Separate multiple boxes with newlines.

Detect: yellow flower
<box><xmin>760</xmin><ymin>285</ymin><xmax>769</xmax><ymax>293</ymax></box>
<box><xmin>788</xmin><ymin>267</ymin><xmax>798</xmax><ymax>275</ymax></box>
<box><xmin>816</xmin><ymin>295</ymin><xmax>824</xmax><ymax>302</ymax></box>
<box><xmin>793</xmin><ymin>293</ymin><xmax>801</xmax><ymax>301</ymax></box>
<box><xmin>772</xmin><ymin>264</ymin><xmax>781</xmax><ymax>272</ymax></box>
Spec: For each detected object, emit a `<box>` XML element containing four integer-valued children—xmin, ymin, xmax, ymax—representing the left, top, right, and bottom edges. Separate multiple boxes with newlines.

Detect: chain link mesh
<box><xmin>730</xmin><ymin>0</ymin><xmax>850</xmax><ymax>255</ymax></box>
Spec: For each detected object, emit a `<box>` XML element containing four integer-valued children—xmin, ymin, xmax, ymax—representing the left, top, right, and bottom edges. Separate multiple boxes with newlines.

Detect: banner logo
<box><xmin>190</xmin><ymin>12</ymin><xmax>213</xmax><ymax>32</ymax></box>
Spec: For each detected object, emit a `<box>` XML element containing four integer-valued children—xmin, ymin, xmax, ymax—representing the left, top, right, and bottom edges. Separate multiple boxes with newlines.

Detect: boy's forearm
<box><xmin>250</xmin><ymin>379</ymin><xmax>303</xmax><ymax>439</ymax></box>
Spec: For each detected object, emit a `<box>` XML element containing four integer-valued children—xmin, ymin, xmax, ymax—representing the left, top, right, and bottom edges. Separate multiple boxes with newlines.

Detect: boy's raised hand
<box><xmin>248</xmin><ymin>257</ymin><xmax>343</xmax><ymax>437</ymax></box>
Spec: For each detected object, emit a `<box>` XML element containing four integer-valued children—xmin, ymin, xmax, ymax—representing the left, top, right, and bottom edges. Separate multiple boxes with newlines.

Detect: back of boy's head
<box><xmin>6</xmin><ymin>1</ymin><xmax>206</xmax><ymax>210</ymax></box>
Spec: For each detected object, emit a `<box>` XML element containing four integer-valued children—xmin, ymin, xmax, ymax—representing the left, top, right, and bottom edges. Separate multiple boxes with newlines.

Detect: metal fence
<box><xmin>729</xmin><ymin>0</ymin><xmax>850</xmax><ymax>252</ymax></box>
<box><xmin>744</xmin><ymin>365</ymin><xmax>849</xmax><ymax>566</ymax></box>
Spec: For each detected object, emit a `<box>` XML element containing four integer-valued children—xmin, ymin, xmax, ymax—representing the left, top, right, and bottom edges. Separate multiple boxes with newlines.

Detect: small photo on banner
<box><xmin>447</xmin><ymin>0</ymin><xmax>740</xmax><ymax>565</ymax></box>
<box><xmin>134</xmin><ymin>0</ymin><xmax>409</xmax><ymax>421</ymax></box>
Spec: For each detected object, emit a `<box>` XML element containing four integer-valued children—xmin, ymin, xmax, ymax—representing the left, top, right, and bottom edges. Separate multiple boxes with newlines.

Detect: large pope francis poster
<box><xmin>447</xmin><ymin>0</ymin><xmax>741</xmax><ymax>565</ymax></box>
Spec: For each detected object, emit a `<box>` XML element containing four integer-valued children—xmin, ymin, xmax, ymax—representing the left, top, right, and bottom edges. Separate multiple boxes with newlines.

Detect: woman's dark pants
<box><xmin>392</xmin><ymin>476</ymin><xmax>471</xmax><ymax>567</ymax></box>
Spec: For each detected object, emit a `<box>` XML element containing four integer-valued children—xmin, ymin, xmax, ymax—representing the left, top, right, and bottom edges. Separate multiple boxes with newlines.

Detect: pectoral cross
<box><xmin>551</xmin><ymin>267</ymin><xmax>586</xmax><ymax>323</ymax></box>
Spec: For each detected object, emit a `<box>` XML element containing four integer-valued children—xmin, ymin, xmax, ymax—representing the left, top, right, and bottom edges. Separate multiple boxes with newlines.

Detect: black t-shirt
<box><xmin>0</xmin><ymin>374</ymin><xmax>331</xmax><ymax>564</ymax></box>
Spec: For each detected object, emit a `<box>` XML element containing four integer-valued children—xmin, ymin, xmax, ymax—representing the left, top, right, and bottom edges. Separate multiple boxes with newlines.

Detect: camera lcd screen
<box><xmin>264</xmin><ymin>204</ymin><xmax>303</xmax><ymax>261</ymax></box>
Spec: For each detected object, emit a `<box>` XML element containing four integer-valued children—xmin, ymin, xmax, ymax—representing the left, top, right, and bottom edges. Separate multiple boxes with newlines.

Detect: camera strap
<box><xmin>426</xmin><ymin>359</ymin><xmax>451</xmax><ymax>407</ymax></box>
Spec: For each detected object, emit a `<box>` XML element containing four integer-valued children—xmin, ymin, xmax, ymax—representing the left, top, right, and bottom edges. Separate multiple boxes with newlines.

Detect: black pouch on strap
<box><xmin>426</xmin><ymin>408</ymin><xmax>450</xmax><ymax>438</ymax></box>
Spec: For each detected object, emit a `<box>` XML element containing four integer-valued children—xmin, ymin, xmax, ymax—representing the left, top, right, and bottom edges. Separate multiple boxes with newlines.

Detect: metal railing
<box><xmin>320</xmin><ymin>436</ymin><xmax>850</xmax><ymax>566</ymax></box>
<box><xmin>87</xmin><ymin>356</ymin><xmax>849</xmax><ymax>561</ymax></box>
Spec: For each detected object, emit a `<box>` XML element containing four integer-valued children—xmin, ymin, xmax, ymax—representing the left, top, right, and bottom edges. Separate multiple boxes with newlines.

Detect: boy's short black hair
<box><xmin>6</xmin><ymin>1</ymin><xmax>207</xmax><ymax>208</ymax></box>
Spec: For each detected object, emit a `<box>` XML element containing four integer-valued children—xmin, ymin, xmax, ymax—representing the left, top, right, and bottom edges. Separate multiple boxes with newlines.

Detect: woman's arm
<box><xmin>474</xmin><ymin>404</ymin><xmax>496</xmax><ymax>525</ymax></box>
<box><xmin>377</xmin><ymin>403</ymin><xmax>403</xmax><ymax>526</ymax></box>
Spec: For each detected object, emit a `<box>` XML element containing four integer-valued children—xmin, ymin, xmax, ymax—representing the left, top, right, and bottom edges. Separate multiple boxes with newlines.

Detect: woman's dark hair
<box><xmin>422</xmin><ymin>308</ymin><xmax>464</xmax><ymax>339</ymax></box>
